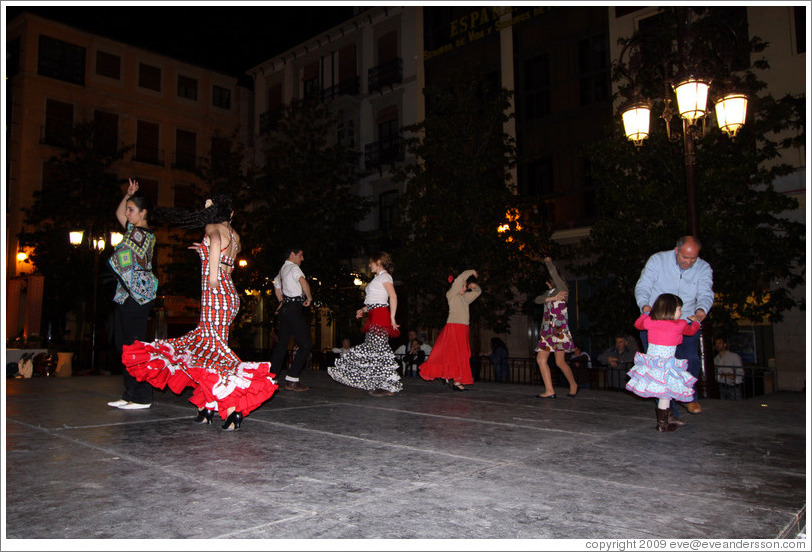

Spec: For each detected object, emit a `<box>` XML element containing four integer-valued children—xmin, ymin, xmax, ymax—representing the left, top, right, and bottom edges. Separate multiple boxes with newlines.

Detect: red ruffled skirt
<box><xmin>122</xmin><ymin>340</ymin><xmax>278</xmax><ymax>419</ymax></box>
<box><xmin>361</xmin><ymin>306</ymin><xmax>400</xmax><ymax>338</ymax></box>
<box><xmin>419</xmin><ymin>323</ymin><xmax>473</xmax><ymax>385</ymax></box>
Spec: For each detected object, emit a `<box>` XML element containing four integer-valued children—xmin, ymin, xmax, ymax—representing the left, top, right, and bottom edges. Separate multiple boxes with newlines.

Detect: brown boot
<box><xmin>668</xmin><ymin>411</ymin><xmax>688</xmax><ymax>427</ymax></box>
<box><xmin>656</xmin><ymin>408</ymin><xmax>679</xmax><ymax>432</ymax></box>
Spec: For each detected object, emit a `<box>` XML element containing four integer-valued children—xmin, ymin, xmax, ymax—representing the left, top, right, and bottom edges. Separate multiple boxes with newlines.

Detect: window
<box><xmin>96</xmin><ymin>51</ymin><xmax>121</xmax><ymax>79</ymax></box>
<box><xmin>337</xmin><ymin>119</ymin><xmax>356</xmax><ymax>148</ymax></box>
<box><xmin>174</xmin><ymin>129</ymin><xmax>197</xmax><ymax>171</ymax></box>
<box><xmin>212</xmin><ymin>85</ymin><xmax>231</xmax><ymax>109</ymax></box>
<box><xmin>8</xmin><ymin>38</ymin><xmax>20</xmax><ymax>77</ymax></box>
<box><xmin>43</xmin><ymin>99</ymin><xmax>73</xmax><ymax>147</ymax></box>
<box><xmin>522</xmin><ymin>54</ymin><xmax>551</xmax><ymax>120</ymax></box>
<box><xmin>379</xmin><ymin>190</ymin><xmax>399</xmax><ymax>233</ymax></box>
<box><xmin>177</xmin><ymin>75</ymin><xmax>198</xmax><ymax>100</ymax></box>
<box><xmin>303</xmin><ymin>62</ymin><xmax>320</xmax><ymax>99</ymax></box>
<box><xmin>210</xmin><ymin>136</ymin><xmax>231</xmax><ymax>177</ymax></box>
<box><xmin>377</xmin><ymin>31</ymin><xmax>397</xmax><ymax>63</ymax></box>
<box><xmin>338</xmin><ymin>44</ymin><xmax>357</xmax><ymax>82</ymax></box>
<box><xmin>138</xmin><ymin>63</ymin><xmax>161</xmax><ymax>91</ymax></box>
<box><xmin>135</xmin><ymin>120</ymin><xmax>161</xmax><ymax>165</ymax></box>
<box><xmin>519</xmin><ymin>157</ymin><xmax>554</xmax><ymax>197</ymax></box>
<box><xmin>38</xmin><ymin>35</ymin><xmax>85</xmax><ymax>85</ymax></box>
<box><xmin>94</xmin><ymin>110</ymin><xmax>119</xmax><ymax>154</ymax></box>
<box><xmin>795</xmin><ymin>6</ymin><xmax>806</xmax><ymax>54</ymax></box>
<box><xmin>578</xmin><ymin>35</ymin><xmax>609</xmax><ymax>106</ymax></box>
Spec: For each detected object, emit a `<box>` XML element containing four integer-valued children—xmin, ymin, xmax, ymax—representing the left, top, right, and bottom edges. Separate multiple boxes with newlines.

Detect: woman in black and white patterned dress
<box><xmin>328</xmin><ymin>252</ymin><xmax>402</xmax><ymax>397</ymax></box>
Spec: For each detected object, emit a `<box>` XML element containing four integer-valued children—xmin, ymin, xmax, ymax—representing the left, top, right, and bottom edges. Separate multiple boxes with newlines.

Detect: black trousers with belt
<box><xmin>114</xmin><ymin>297</ymin><xmax>155</xmax><ymax>404</ymax></box>
<box><xmin>271</xmin><ymin>302</ymin><xmax>312</xmax><ymax>379</ymax></box>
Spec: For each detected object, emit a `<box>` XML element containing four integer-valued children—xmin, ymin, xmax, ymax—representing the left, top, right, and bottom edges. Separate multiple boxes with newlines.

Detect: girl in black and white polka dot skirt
<box><xmin>328</xmin><ymin>252</ymin><xmax>403</xmax><ymax>397</ymax></box>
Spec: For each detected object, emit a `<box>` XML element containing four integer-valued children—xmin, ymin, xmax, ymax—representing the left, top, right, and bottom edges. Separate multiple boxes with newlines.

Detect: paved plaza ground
<box><xmin>3</xmin><ymin>369</ymin><xmax>807</xmax><ymax>547</ymax></box>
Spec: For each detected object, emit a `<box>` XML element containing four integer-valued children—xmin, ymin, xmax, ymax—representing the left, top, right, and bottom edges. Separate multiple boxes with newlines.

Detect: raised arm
<box><xmin>115</xmin><ymin>178</ymin><xmax>139</xmax><ymax>228</ymax></box>
<box><xmin>447</xmin><ymin>269</ymin><xmax>476</xmax><ymax>299</ymax></box>
<box><xmin>543</xmin><ymin>258</ymin><xmax>568</xmax><ymax>294</ymax></box>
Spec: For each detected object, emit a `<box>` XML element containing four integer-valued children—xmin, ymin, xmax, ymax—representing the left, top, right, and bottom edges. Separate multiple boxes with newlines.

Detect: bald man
<box><xmin>635</xmin><ymin>236</ymin><xmax>714</xmax><ymax>415</ymax></box>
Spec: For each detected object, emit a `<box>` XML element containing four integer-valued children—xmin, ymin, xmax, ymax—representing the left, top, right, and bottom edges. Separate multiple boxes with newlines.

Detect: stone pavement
<box><xmin>3</xmin><ymin>369</ymin><xmax>807</xmax><ymax>545</ymax></box>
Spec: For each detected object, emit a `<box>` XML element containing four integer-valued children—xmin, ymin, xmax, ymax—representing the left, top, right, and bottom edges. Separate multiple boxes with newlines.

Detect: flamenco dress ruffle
<box><xmin>625</xmin><ymin>344</ymin><xmax>696</xmax><ymax>401</ymax></box>
<box><xmin>121</xmin><ymin>237</ymin><xmax>277</xmax><ymax>419</ymax></box>
<box><xmin>418</xmin><ymin>323</ymin><xmax>473</xmax><ymax>385</ymax></box>
<box><xmin>328</xmin><ymin>306</ymin><xmax>402</xmax><ymax>393</ymax></box>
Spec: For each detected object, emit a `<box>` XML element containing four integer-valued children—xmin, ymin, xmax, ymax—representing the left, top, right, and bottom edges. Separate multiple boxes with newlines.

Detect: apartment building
<box><xmin>5</xmin><ymin>12</ymin><xmax>249</xmax><ymax>340</ymax></box>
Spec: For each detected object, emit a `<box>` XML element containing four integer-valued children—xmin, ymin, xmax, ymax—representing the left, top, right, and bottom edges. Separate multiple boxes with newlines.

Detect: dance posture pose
<box><xmin>328</xmin><ymin>252</ymin><xmax>402</xmax><ymax>397</ymax></box>
<box><xmin>418</xmin><ymin>270</ymin><xmax>481</xmax><ymax>391</ymax></box>
<box><xmin>122</xmin><ymin>196</ymin><xmax>277</xmax><ymax>430</ymax></box>
<box><xmin>534</xmin><ymin>257</ymin><xmax>578</xmax><ymax>399</ymax></box>
<box><xmin>107</xmin><ymin>178</ymin><xmax>159</xmax><ymax>410</ymax></box>
<box><xmin>626</xmin><ymin>293</ymin><xmax>700</xmax><ymax>432</ymax></box>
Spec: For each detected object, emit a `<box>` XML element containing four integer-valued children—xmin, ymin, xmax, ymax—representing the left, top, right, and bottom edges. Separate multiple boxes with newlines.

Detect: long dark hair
<box><xmin>152</xmin><ymin>195</ymin><xmax>233</xmax><ymax>228</ymax></box>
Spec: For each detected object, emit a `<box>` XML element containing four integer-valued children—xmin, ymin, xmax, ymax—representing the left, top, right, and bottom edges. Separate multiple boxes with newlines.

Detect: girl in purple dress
<box><xmin>534</xmin><ymin>257</ymin><xmax>578</xmax><ymax>399</ymax></box>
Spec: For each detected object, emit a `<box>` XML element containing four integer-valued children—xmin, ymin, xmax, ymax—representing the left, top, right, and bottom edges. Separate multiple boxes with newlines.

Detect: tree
<box><xmin>578</xmin><ymin>7</ymin><xmax>805</xmax><ymax>338</ymax></box>
<box><xmin>19</xmin><ymin>122</ymin><xmax>132</xmax><ymax>344</ymax></box>
<box><xmin>393</xmin><ymin>68</ymin><xmax>555</xmax><ymax>333</ymax></box>
<box><xmin>249</xmin><ymin>98</ymin><xmax>372</xmax><ymax>321</ymax></box>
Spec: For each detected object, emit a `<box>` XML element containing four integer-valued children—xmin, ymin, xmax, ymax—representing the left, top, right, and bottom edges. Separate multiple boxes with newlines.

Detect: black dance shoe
<box><xmin>221</xmin><ymin>411</ymin><xmax>243</xmax><ymax>431</ymax></box>
<box><xmin>194</xmin><ymin>409</ymin><xmax>215</xmax><ymax>424</ymax></box>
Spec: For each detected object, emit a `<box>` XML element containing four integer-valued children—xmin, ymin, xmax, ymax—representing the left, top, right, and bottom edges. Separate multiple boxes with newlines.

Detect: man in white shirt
<box><xmin>270</xmin><ymin>247</ymin><xmax>313</xmax><ymax>391</ymax></box>
<box><xmin>714</xmin><ymin>337</ymin><xmax>744</xmax><ymax>400</ymax></box>
<box><xmin>393</xmin><ymin>330</ymin><xmax>431</xmax><ymax>377</ymax></box>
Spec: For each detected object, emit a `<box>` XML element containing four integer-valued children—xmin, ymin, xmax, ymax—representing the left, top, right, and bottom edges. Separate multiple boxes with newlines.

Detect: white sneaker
<box><xmin>107</xmin><ymin>399</ymin><xmax>129</xmax><ymax>408</ymax></box>
<box><xmin>117</xmin><ymin>402</ymin><xmax>152</xmax><ymax>410</ymax></box>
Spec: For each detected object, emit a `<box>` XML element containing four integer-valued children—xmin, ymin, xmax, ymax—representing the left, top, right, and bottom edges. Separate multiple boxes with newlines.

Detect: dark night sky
<box><xmin>6</xmin><ymin>3</ymin><xmax>359</xmax><ymax>81</ymax></box>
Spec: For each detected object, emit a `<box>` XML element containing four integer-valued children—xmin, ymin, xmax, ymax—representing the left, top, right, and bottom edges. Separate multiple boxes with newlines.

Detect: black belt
<box><xmin>283</xmin><ymin>295</ymin><xmax>306</xmax><ymax>304</ymax></box>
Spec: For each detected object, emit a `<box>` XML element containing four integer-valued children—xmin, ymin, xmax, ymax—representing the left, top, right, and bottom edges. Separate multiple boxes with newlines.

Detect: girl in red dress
<box><xmin>419</xmin><ymin>270</ymin><xmax>481</xmax><ymax>391</ymax></box>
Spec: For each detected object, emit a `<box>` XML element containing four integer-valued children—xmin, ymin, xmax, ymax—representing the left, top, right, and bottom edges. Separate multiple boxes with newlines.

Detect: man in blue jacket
<box><xmin>634</xmin><ymin>236</ymin><xmax>714</xmax><ymax>415</ymax></box>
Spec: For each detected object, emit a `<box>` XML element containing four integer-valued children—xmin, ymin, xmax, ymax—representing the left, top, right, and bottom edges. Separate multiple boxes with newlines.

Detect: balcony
<box><xmin>368</xmin><ymin>58</ymin><xmax>403</xmax><ymax>94</ymax></box>
<box><xmin>322</xmin><ymin>76</ymin><xmax>360</xmax><ymax>101</ymax></box>
<box><xmin>259</xmin><ymin>106</ymin><xmax>285</xmax><ymax>134</ymax></box>
<box><xmin>364</xmin><ymin>135</ymin><xmax>404</xmax><ymax>174</ymax></box>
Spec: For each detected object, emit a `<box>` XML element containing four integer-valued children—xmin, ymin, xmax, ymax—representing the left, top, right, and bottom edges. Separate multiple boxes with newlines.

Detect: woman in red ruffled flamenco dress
<box><xmin>419</xmin><ymin>270</ymin><xmax>481</xmax><ymax>391</ymax></box>
<box><xmin>122</xmin><ymin>196</ymin><xmax>277</xmax><ymax>430</ymax></box>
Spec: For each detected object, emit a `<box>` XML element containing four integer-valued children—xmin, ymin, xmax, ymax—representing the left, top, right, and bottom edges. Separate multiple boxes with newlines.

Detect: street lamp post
<box><xmin>70</xmin><ymin>229</ymin><xmax>122</xmax><ymax>374</ymax></box>
<box><xmin>616</xmin><ymin>8</ymin><xmax>749</xmax><ymax>398</ymax></box>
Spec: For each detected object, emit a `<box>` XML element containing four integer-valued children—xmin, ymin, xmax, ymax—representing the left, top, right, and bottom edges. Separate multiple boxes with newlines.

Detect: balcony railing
<box><xmin>364</xmin><ymin>135</ymin><xmax>404</xmax><ymax>174</ymax></box>
<box><xmin>259</xmin><ymin>106</ymin><xmax>285</xmax><ymax>134</ymax></box>
<box><xmin>322</xmin><ymin>76</ymin><xmax>360</xmax><ymax>101</ymax></box>
<box><xmin>368</xmin><ymin>57</ymin><xmax>403</xmax><ymax>94</ymax></box>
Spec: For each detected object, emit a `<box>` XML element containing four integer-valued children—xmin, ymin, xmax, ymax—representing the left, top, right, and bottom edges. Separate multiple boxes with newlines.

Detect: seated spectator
<box><xmin>402</xmin><ymin>339</ymin><xmax>426</xmax><ymax>377</ymax></box>
<box><xmin>597</xmin><ymin>335</ymin><xmax>635</xmax><ymax>369</ymax></box>
<box><xmin>714</xmin><ymin>336</ymin><xmax>744</xmax><ymax>400</ymax></box>
<box><xmin>394</xmin><ymin>330</ymin><xmax>432</xmax><ymax>357</ymax></box>
<box><xmin>488</xmin><ymin>337</ymin><xmax>510</xmax><ymax>383</ymax></box>
<box><xmin>332</xmin><ymin>338</ymin><xmax>352</xmax><ymax>358</ymax></box>
<box><xmin>597</xmin><ymin>335</ymin><xmax>635</xmax><ymax>389</ymax></box>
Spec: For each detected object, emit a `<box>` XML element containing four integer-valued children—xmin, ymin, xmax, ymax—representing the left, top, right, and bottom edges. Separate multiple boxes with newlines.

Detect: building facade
<box><xmin>5</xmin><ymin>13</ymin><xmax>249</xmax><ymax>341</ymax></box>
<box><xmin>247</xmin><ymin>6</ymin><xmax>423</xmax><ymax>350</ymax></box>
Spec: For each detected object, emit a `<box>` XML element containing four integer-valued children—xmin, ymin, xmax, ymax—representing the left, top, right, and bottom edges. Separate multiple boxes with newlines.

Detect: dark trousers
<box><xmin>114</xmin><ymin>297</ymin><xmax>155</xmax><ymax>404</ymax></box>
<box><xmin>271</xmin><ymin>303</ymin><xmax>312</xmax><ymax>379</ymax></box>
